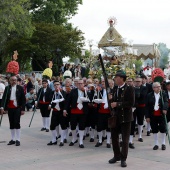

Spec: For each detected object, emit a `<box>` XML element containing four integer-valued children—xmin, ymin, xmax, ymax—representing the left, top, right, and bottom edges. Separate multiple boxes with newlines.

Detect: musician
<box><xmin>47</xmin><ymin>81</ymin><xmax>67</xmax><ymax>146</ymax></box>
<box><xmin>85</xmin><ymin>78</ymin><xmax>95</xmax><ymax>139</ymax></box>
<box><xmin>63</xmin><ymin>79</ymin><xmax>89</xmax><ymax>148</ymax></box>
<box><xmin>146</xmin><ymin>82</ymin><xmax>168</xmax><ymax>150</ymax></box>
<box><xmin>0</xmin><ymin>76</ymin><xmax>26</xmax><ymax>146</ymax></box>
<box><xmin>141</xmin><ymin>74</ymin><xmax>153</xmax><ymax>135</ymax></box>
<box><xmin>94</xmin><ymin>79</ymin><xmax>111</xmax><ymax>148</ymax></box>
<box><xmin>129</xmin><ymin>77</ymin><xmax>147</xmax><ymax>149</ymax></box>
<box><xmin>109</xmin><ymin>70</ymin><xmax>135</xmax><ymax>168</ymax></box>
<box><xmin>36</xmin><ymin>79</ymin><xmax>53</xmax><ymax>132</ymax></box>
<box><xmin>86</xmin><ymin>83</ymin><xmax>97</xmax><ymax>142</ymax></box>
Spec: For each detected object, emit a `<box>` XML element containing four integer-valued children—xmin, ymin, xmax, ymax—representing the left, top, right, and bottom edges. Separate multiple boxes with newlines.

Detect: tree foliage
<box><xmin>158</xmin><ymin>43</ymin><xmax>170</xmax><ymax>69</ymax></box>
<box><xmin>0</xmin><ymin>0</ymin><xmax>84</xmax><ymax>73</ymax></box>
<box><xmin>30</xmin><ymin>0</ymin><xmax>82</xmax><ymax>24</ymax></box>
<box><xmin>0</xmin><ymin>0</ymin><xmax>34</xmax><ymax>46</ymax></box>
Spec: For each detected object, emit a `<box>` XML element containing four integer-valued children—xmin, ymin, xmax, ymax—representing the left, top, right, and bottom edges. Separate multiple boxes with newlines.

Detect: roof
<box><xmin>98</xmin><ymin>27</ymin><xmax>127</xmax><ymax>48</ymax></box>
<box><xmin>133</xmin><ymin>44</ymin><xmax>160</xmax><ymax>60</ymax></box>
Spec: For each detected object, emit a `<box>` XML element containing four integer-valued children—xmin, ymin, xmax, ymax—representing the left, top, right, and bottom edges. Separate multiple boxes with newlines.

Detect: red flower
<box><xmin>6</xmin><ymin>61</ymin><xmax>19</xmax><ymax>75</ymax></box>
<box><xmin>152</xmin><ymin>68</ymin><xmax>164</xmax><ymax>83</ymax></box>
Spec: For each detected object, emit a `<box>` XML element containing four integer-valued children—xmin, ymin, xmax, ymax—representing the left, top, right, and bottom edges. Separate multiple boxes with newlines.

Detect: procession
<box><xmin>1</xmin><ymin>0</ymin><xmax>170</xmax><ymax>170</ymax></box>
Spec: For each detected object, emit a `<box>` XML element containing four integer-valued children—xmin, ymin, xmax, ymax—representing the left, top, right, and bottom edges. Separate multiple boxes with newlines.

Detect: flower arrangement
<box><xmin>42</xmin><ymin>68</ymin><xmax>53</xmax><ymax>79</ymax></box>
<box><xmin>152</xmin><ymin>68</ymin><xmax>164</xmax><ymax>83</ymax></box>
<box><xmin>6</xmin><ymin>61</ymin><xmax>19</xmax><ymax>75</ymax></box>
<box><xmin>6</xmin><ymin>50</ymin><xmax>19</xmax><ymax>75</ymax></box>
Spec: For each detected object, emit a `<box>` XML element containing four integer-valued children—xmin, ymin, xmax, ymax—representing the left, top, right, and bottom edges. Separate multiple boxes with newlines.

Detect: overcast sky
<box><xmin>70</xmin><ymin>0</ymin><xmax>170</xmax><ymax>50</ymax></box>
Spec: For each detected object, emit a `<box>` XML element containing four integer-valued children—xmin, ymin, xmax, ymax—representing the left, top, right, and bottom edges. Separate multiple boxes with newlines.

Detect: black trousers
<box><xmin>150</xmin><ymin>116</ymin><xmax>166</xmax><ymax>133</ymax></box>
<box><xmin>130</xmin><ymin>110</ymin><xmax>136</xmax><ymax>135</ymax></box>
<box><xmin>8</xmin><ymin>108</ymin><xmax>21</xmax><ymax>129</ymax></box>
<box><xmin>50</xmin><ymin>110</ymin><xmax>67</xmax><ymax>130</ymax></box>
<box><xmin>70</xmin><ymin>114</ymin><xmax>87</xmax><ymax>130</ymax></box>
<box><xmin>97</xmin><ymin>113</ymin><xmax>110</xmax><ymax>132</ymax></box>
<box><xmin>111</xmin><ymin>117</ymin><xmax>131</xmax><ymax>161</ymax></box>
<box><xmin>136</xmin><ymin>107</ymin><xmax>145</xmax><ymax>125</ymax></box>
<box><xmin>85</xmin><ymin>107</ymin><xmax>97</xmax><ymax>129</ymax></box>
<box><xmin>39</xmin><ymin>104</ymin><xmax>51</xmax><ymax>117</ymax></box>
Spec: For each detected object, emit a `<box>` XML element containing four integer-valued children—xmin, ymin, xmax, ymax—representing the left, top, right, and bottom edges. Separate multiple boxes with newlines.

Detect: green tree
<box><xmin>0</xmin><ymin>0</ymin><xmax>34</xmax><ymax>47</ymax></box>
<box><xmin>158</xmin><ymin>43</ymin><xmax>170</xmax><ymax>69</ymax></box>
<box><xmin>30</xmin><ymin>0</ymin><xmax>82</xmax><ymax>24</ymax></box>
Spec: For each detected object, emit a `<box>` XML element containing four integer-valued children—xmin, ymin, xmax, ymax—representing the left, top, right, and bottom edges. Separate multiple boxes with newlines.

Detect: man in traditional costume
<box><xmin>63</xmin><ymin>79</ymin><xmax>89</xmax><ymax>148</ymax></box>
<box><xmin>0</xmin><ymin>76</ymin><xmax>26</xmax><ymax>146</ymax></box>
<box><xmin>146</xmin><ymin>82</ymin><xmax>168</xmax><ymax>150</ymax></box>
<box><xmin>36</xmin><ymin>79</ymin><xmax>53</xmax><ymax>132</ymax></box>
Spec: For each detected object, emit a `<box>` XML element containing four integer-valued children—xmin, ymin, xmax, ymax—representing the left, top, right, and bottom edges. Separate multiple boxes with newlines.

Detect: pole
<box><xmin>160</xmin><ymin>90</ymin><xmax>170</xmax><ymax>145</ymax></box>
<box><xmin>29</xmin><ymin>88</ymin><xmax>42</xmax><ymax>127</ymax></box>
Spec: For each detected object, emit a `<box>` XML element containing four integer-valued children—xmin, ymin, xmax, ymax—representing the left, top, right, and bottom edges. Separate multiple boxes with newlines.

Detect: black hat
<box><xmin>115</xmin><ymin>70</ymin><xmax>127</xmax><ymax>78</ymax></box>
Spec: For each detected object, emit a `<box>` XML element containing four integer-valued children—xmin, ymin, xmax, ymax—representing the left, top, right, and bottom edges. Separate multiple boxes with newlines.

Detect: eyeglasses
<box><xmin>153</xmin><ymin>86</ymin><xmax>161</xmax><ymax>88</ymax></box>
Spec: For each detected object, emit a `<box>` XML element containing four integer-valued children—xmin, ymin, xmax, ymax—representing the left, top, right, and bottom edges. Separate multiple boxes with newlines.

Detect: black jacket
<box><xmin>51</xmin><ymin>90</ymin><xmax>66</xmax><ymax>110</ymax></box>
<box><xmin>37</xmin><ymin>87</ymin><xmax>53</xmax><ymax>105</ymax></box>
<box><xmin>145</xmin><ymin>91</ymin><xmax>168</xmax><ymax>118</ymax></box>
<box><xmin>64</xmin><ymin>88</ymin><xmax>89</xmax><ymax>114</ymax></box>
<box><xmin>134</xmin><ymin>85</ymin><xmax>147</xmax><ymax>107</ymax></box>
<box><xmin>1</xmin><ymin>85</ymin><xmax>26</xmax><ymax>111</ymax></box>
<box><xmin>112</xmin><ymin>84</ymin><xmax>135</xmax><ymax>123</ymax></box>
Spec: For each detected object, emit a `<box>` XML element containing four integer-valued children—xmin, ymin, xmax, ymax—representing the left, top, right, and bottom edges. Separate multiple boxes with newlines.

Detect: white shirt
<box><xmin>0</xmin><ymin>83</ymin><xmax>5</xmax><ymax>99</ymax></box>
<box><xmin>154</xmin><ymin>92</ymin><xmax>160</xmax><ymax>111</ymax></box>
<box><xmin>10</xmin><ymin>85</ymin><xmax>16</xmax><ymax>100</ymax></box>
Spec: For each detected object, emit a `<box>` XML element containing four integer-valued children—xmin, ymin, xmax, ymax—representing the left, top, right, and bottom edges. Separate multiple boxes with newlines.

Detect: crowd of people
<box><xmin>0</xmin><ymin>69</ymin><xmax>170</xmax><ymax>168</ymax></box>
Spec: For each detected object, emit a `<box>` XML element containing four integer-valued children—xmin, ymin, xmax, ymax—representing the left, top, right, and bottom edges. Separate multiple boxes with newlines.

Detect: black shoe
<box><xmin>46</xmin><ymin>129</ymin><xmax>49</xmax><ymax>132</ymax></box>
<box><xmin>69</xmin><ymin>132</ymin><xmax>72</xmax><ymax>136</ymax></box>
<box><xmin>69</xmin><ymin>140</ymin><xmax>78</xmax><ymax>146</ymax></box>
<box><xmin>41</xmin><ymin>127</ymin><xmax>46</xmax><ymax>131</ymax></box>
<box><xmin>16</xmin><ymin>140</ymin><xmax>20</xmax><ymax>146</ymax></box>
<box><xmin>47</xmin><ymin>141</ymin><xmax>57</xmax><ymax>145</ymax></box>
<box><xmin>162</xmin><ymin>144</ymin><xmax>166</xmax><ymax>150</ymax></box>
<box><xmin>56</xmin><ymin>135</ymin><xmax>61</xmax><ymax>140</ymax></box>
<box><xmin>90</xmin><ymin>138</ymin><xmax>94</xmax><ymax>142</ymax></box>
<box><xmin>86</xmin><ymin>133</ymin><xmax>89</xmax><ymax>137</ymax></box>
<box><xmin>147</xmin><ymin>131</ymin><xmax>151</xmax><ymax>136</ymax></box>
<box><xmin>153</xmin><ymin>145</ymin><xmax>159</xmax><ymax>150</ymax></box>
<box><xmin>64</xmin><ymin>139</ymin><xmax>67</xmax><ymax>143</ymax></box>
<box><xmin>7</xmin><ymin>140</ymin><xmax>15</xmax><ymax>145</ymax></box>
<box><xmin>108</xmin><ymin>157</ymin><xmax>120</xmax><ymax>164</ymax></box>
<box><xmin>59</xmin><ymin>142</ymin><xmax>64</xmax><ymax>146</ymax></box>
<box><xmin>69</xmin><ymin>142</ymin><xmax>74</xmax><ymax>146</ymax></box>
<box><xmin>95</xmin><ymin>142</ymin><xmax>102</xmax><ymax>147</ymax></box>
<box><xmin>107</xmin><ymin>143</ymin><xmax>111</xmax><ymax>148</ymax></box>
<box><xmin>121</xmin><ymin>160</ymin><xmax>127</xmax><ymax>167</ymax></box>
<box><xmin>79</xmin><ymin>144</ymin><xmax>84</xmax><ymax>148</ymax></box>
<box><xmin>129</xmin><ymin>143</ymin><xmax>135</xmax><ymax>149</ymax></box>
<box><xmin>138</xmin><ymin>138</ymin><xmax>143</xmax><ymax>142</ymax></box>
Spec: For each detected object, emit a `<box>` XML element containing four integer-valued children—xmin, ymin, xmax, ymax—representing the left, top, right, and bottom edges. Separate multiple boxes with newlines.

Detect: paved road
<box><xmin>0</xmin><ymin>111</ymin><xmax>170</xmax><ymax>170</ymax></box>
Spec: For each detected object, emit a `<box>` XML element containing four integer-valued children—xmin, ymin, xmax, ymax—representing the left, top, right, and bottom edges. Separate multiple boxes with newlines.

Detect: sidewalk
<box><xmin>0</xmin><ymin>111</ymin><xmax>170</xmax><ymax>170</ymax></box>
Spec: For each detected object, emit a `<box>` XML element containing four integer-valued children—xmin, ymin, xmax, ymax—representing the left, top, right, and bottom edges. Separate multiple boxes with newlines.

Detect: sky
<box><xmin>70</xmin><ymin>0</ymin><xmax>170</xmax><ymax>50</ymax></box>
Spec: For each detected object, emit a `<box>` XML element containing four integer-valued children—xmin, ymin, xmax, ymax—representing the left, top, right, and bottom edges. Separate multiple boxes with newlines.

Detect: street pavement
<box><xmin>0</xmin><ymin>110</ymin><xmax>170</xmax><ymax>170</ymax></box>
